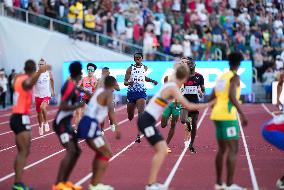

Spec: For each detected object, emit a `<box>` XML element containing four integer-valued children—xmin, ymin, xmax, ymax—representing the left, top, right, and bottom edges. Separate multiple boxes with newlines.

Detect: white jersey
<box><xmin>84</xmin><ymin>88</ymin><xmax>108</xmax><ymax>123</ymax></box>
<box><xmin>145</xmin><ymin>82</ymin><xmax>176</xmax><ymax>120</ymax></box>
<box><xmin>34</xmin><ymin>71</ymin><xmax>51</xmax><ymax>98</ymax></box>
<box><xmin>128</xmin><ymin>64</ymin><xmax>146</xmax><ymax>93</ymax></box>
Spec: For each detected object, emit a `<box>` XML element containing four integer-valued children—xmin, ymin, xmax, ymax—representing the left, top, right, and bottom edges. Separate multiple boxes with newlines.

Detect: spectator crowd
<box><xmin>2</xmin><ymin>0</ymin><xmax>284</xmax><ymax>102</ymax></box>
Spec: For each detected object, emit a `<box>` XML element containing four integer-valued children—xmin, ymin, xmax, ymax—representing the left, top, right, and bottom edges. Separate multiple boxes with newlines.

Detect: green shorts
<box><xmin>214</xmin><ymin>120</ymin><xmax>239</xmax><ymax>140</ymax></box>
<box><xmin>162</xmin><ymin>102</ymin><xmax>182</xmax><ymax>118</ymax></box>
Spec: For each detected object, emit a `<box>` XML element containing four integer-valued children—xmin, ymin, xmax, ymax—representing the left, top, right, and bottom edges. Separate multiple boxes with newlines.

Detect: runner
<box><xmin>34</xmin><ymin>58</ymin><xmax>55</xmax><ymax>136</ymax></box>
<box><xmin>77</xmin><ymin>76</ymin><xmax>121</xmax><ymax>190</ymax></box>
<box><xmin>97</xmin><ymin>67</ymin><xmax>120</xmax><ymax>133</ymax></box>
<box><xmin>210</xmin><ymin>52</ymin><xmax>248</xmax><ymax>190</ymax></box>
<box><xmin>10</xmin><ymin>59</ymin><xmax>49</xmax><ymax>190</ymax></box>
<box><xmin>180</xmin><ymin>57</ymin><xmax>205</xmax><ymax>153</ymax></box>
<box><xmin>138</xmin><ymin>64</ymin><xmax>213</xmax><ymax>190</ymax></box>
<box><xmin>52</xmin><ymin>61</ymin><xmax>85</xmax><ymax>190</ymax></box>
<box><xmin>124</xmin><ymin>52</ymin><xmax>158</xmax><ymax>143</ymax></box>
<box><xmin>74</xmin><ymin>63</ymin><xmax>97</xmax><ymax>126</ymax></box>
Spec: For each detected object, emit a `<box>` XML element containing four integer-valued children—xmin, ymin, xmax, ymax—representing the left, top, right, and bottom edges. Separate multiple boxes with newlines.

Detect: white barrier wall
<box><xmin>0</xmin><ymin>16</ymin><xmax>132</xmax><ymax>93</ymax></box>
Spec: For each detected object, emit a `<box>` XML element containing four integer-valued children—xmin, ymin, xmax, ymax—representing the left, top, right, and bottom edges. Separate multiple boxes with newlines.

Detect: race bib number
<box><xmin>94</xmin><ymin>136</ymin><xmax>105</xmax><ymax>148</ymax></box>
<box><xmin>22</xmin><ymin>115</ymin><xmax>30</xmax><ymax>125</ymax></box>
<box><xmin>144</xmin><ymin>126</ymin><xmax>155</xmax><ymax>137</ymax></box>
<box><xmin>226</xmin><ymin>126</ymin><xmax>237</xmax><ymax>137</ymax></box>
<box><xmin>60</xmin><ymin>133</ymin><xmax>70</xmax><ymax>144</ymax></box>
<box><xmin>215</xmin><ymin>79</ymin><xmax>226</xmax><ymax>92</ymax></box>
<box><xmin>88</xmin><ymin>122</ymin><xmax>97</xmax><ymax>138</ymax></box>
<box><xmin>184</xmin><ymin>86</ymin><xmax>198</xmax><ymax>94</ymax></box>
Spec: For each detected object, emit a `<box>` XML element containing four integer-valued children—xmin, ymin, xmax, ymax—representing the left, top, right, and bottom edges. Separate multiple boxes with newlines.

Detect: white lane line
<box><xmin>261</xmin><ymin>103</ymin><xmax>276</xmax><ymax>117</ymax></box>
<box><xmin>0</xmin><ymin>106</ymin><xmax>127</xmax><ymax>150</ymax></box>
<box><xmin>0</xmin><ymin>118</ymin><xmax>55</xmax><ymax>136</ymax></box>
<box><xmin>75</xmin><ymin>121</ymin><xmax>161</xmax><ymax>186</ymax></box>
<box><xmin>238</xmin><ymin>114</ymin><xmax>259</xmax><ymax>190</ymax></box>
<box><xmin>0</xmin><ymin>110</ymin><xmax>57</xmax><ymax>125</ymax></box>
<box><xmin>163</xmin><ymin>108</ymin><xmax>208</xmax><ymax>188</ymax></box>
<box><xmin>0</xmin><ymin>116</ymin><xmax>133</xmax><ymax>183</ymax></box>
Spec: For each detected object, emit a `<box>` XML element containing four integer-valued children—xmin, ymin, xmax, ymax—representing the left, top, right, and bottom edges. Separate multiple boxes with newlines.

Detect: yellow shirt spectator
<box><xmin>85</xmin><ymin>12</ymin><xmax>95</xmax><ymax>29</ymax></box>
<box><xmin>68</xmin><ymin>1</ymin><xmax>83</xmax><ymax>23</ymax></box>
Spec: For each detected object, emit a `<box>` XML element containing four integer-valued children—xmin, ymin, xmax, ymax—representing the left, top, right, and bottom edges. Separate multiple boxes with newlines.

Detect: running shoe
<box><xmin>214</xmin><ymin>183</ymin><xmax>226</xmax><ymax>190</ymax></box>
<box><xmin>44</xmin><ymin>122</ymin><xmax>50</xmax><ymax>132</ymax></box>
<box><xmin>145</xmin><ymin>183</ymin><xmax>167</xmax><ymax>190</ymax></box>
<box><xmin>110</xmin><ymin>124</ymin><xmax>116</xmax><ymax>132</ymax></box>
<box><xmin>65</xmin><ymin>181</ymin><xmax>82</xmax><ymax>190</ymax></box>
<box><xmin>88</xmin><ymin>183</ymin><xmax>114</xmax><ymax>190</ymax></box>
<box><xmin>225</xmin><ymin>184</ymin><xmax>247</xmax><ymax>190</ymax></box>
<box><xmin>135</xmin><ymin>135</ymin><xmax>141</xmax><ymax>143</ymax></box>
<box><xmin>276</xmin><ymin>178</ymin><xmax>284</xmax><ymax>190</ymax></box>
<box><xmin>188</xmin><ymin>145</ymin><xmax>197</xmax><ymax>153</ymax></box>
<box><xmin>12</xmin><ymin>182</ymin><xmax>33</xmax><ymax>190</ymax></box>
<box><xmin>39</xmin><ymin>124</ymin><xmax>44</xmax><ymax>136</ymax></box>
<box><xmin>167</xmin><ymin>147</ymin><xmax>172</xmax><ymax>153</ymax></box>
<box><xmin>52</xmin><ymin>182</ymin><xmax>72</xmax><ymax>190</ymax></box>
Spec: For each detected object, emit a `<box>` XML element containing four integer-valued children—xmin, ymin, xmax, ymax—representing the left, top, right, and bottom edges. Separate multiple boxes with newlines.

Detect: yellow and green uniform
<box><xmin>210</xmin><ymin>70</ymin><xmax>240</xmax><ymax>140</ymax></box>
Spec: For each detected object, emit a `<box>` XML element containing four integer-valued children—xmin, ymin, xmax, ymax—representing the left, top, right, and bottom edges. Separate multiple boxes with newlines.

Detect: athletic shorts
<box><xmin>35</xmin><ymin>96</ymin><xmax>51</xmax><ymax>113</ymax></box>
<box><xmin>53</xmin><ymin>116</ymin><xmax>77</xmax><ymax>145</ymax></box>
<box><xmin>137</xmin><ymin>111</ymin><xmax>164</xmax><ymax>146</ymax></box>
<box><xmin>126</xmin><ymin>90</ymin><xmax>147</xmax><ymax>104</ymax></box>
<box><xmin>162</xmin><ymin>102</ymin><xmax>182</xmax><ymax>118</ymax></box>
<box><xmin>214</xmin><ymin>120</ymin><xmax>239</xmax><ymax>140</ymax></box>
<box><xmin>10</xmin><ymin>114</ymin><xmax>31</xmax><ymax>135</ymax></box>
<box><xmin>262</xmin><ymin>116</ymin><xmax>284</xmax><ymax>151</ymax></box>
<box><xmin>180</xmin><ymin>108</ymin><xmax>199</xmax><ymax>124</ymax></box>
<box><xmin>77</xmin><ymin>116</ymin><xmax>103</xmax><ymax>139</ymax></box>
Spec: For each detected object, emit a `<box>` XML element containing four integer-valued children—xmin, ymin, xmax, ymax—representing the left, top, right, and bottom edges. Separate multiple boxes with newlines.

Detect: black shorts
<box><xmin>180</xmin><ymin>108</ymin><xmax>199</xmax><ymax>124</ymax></box>
<box><xmin>10</xmin><ymin>114</ymin><xmax>32</xmax><ymax>135</ymax></box>
<box><xmin>53</xmin><ymin>116</ymin><xmax>77</xmax><ymax>145</ymax></box>
<box><xmin>137</xmin><ymin>112</ymin><xmax>164</xmax><ymax>146</ymax></box>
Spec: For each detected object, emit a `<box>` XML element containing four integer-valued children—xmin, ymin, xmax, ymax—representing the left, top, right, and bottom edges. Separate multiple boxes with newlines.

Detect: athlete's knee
<box><xmin>40</xmin><ymin>102</ymin><xmax>47</xmax><ymax>111</ymax></box>
<box><xmin>128</xmin><ymin>114</ymin><xmax>134</xmax><ymax>121</ymax></box>
<box><xmin>96</xmin><ymin>149</ymin><xmax>112</xmax><ymax>160</ymax></box>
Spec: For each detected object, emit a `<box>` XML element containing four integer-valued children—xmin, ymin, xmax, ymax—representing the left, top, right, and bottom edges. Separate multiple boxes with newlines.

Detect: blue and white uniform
<box><xmin>127</xmin><ymin>64</ymin><xmax>147</xmax><ymax>103</ymax></box>
<box><xmin>77</xmin><ymin>88</ymin><xmax>108</xmax><ymax>139</ymax></box>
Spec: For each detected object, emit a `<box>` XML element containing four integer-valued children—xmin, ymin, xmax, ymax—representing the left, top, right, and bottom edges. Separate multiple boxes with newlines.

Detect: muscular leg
<box><xmin>189</xmin><ymin>113</ymin><xmax>199</xmax><ymax>149</ymax></box>
<box><xmin>40</xmin><ymin>101</ymin><xmax>48</xmax><ymax>124</ymax></box>
<box><xmin>148</xmin><ymin>141</ymin><xmax>168</xmax><ymax>184</ymax></box>
<box><xmin>37</xmin><ymin>111</ymin><xmax>43</xmax><ymax>127</ymax></box>
<box><xmin>166</xmin><ymin>115</ymin><xmax>179</xmax><ymax>145</ymax></box>
<box><xmin>226</xmin><ymin>139</ymin><xmax>239</xmax><ymax>186</ymax></box>
<box><xmin>14</xmin><ymin>131</ymin><xmax>31</xmax><ymax>183</ymax></box>
<box><xmin>161</xmin><ymin>116</ymin><xmax>169</xmax><ymax>128</ymax></box>
<box><xmin>86</xmin><ymin>138</ymin><xmax>112</xmax><ymax>186</ymax></box>
<box><xmin>215</xmin><ymin>140</ymin><xmax>227</xmax><ymax>185</ymax></box>
<box><xmin>135</xmin><ymin>98</ymin><xmax>146</xmax><ymax>142</ymax></box>
<box><xmin>56</xmin><ymin>140</ymin><xmax>81</xmax><ymax>183</ymax></box>
<box><xmin>127</xmin><ymin>103</ymin><xmax>136</xmax><ymax>121</ymax></box>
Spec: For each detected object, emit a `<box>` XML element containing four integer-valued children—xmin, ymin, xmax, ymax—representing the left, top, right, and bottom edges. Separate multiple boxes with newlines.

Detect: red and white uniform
<box><xmin>34</xmin><ymin>71</ymin><xmax>51</xmax><ymax>112</ymax></box>
<box><xmin>80</xmin><ymin>76</ymin><xmax>97</xmax><ymax>101</ymax></box>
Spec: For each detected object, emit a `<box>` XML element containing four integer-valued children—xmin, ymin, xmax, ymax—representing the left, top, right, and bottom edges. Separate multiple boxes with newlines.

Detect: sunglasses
<box><xmin>87</xmin><ymin>69</ymin><xmax>95</xmax><ymax>72</ymax></box>
<box><xmin>134</xmin><ymin>56</ymin><xmax>142</xmax><ymax>59</ymax></box>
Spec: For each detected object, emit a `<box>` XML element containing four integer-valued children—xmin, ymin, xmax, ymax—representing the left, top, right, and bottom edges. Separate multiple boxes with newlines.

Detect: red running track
<box><xmin>0</xmin><ymin>104</ymin><xmax>283</xmax><ymax>190</ymax></box>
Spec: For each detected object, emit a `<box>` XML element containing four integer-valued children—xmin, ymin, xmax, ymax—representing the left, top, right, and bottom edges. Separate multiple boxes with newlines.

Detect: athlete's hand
<box><xmin>239</xmin><ymin>113</ymin><xmax>248</xmax><ymax>127</ymax></box>
<box><xmin>115</xmin><ymin>127</ymin><xmax>121</xmax><ymax>139</ymax></box>
<box><xmin>198</xmin><ymin>87</ymin><xmax>204</xmax><ymax>98</ymax></box>
<box><xmin>127</xmin><ymin>81</ymin><xmax>134</xmax><ymax>86</ymax></box>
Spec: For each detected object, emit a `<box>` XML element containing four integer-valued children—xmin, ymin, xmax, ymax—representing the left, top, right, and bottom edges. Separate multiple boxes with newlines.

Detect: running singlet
<box><xmin>84</xmin><ymin>88</ymin><xmax>108</xmax><ymax>123</ymax></box>
<box><xmin>55</xmin><ymin>79</ymin><xmax>81</xmax><ymax>124</ymax></box>
<box><xmin>34</xmin><ymin>71</ymin><xmax>51</xmax><ymax>98</ymax></box>
<box><xmin>12</xmin><ymin>74</ymin><xmax>32</xmax><ymax>114</ymax></box>
<box><xmin>210</xmin><ymin>70</ymin><xmax>240</xmax><ymax>121</ymax></box>
<box><xmin>183</xmin><ymin>72</ymin><xmax>204</xmax><ymax>103</ymax></box>
<box><xmin>128</xmin><ymin>64</ymin><xmax>146</xmax><ymax>94</ymax></box>
<box><xmin>145</xmin><ymin>82</ymin><xmax>176</xmax><ymax>120</ymax></box>
<box><xmin>80</xmin><ymin>76</ymin><xmax>97</xmax><ymax>100</ymax></box>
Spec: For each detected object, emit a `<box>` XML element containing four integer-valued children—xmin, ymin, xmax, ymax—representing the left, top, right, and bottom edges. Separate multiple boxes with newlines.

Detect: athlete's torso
<box><xmin>210</xmin><ymin>70</ymin><xmax>241</xmax><ymax>120</ymax></box>
<box><xmin>34</xmin><ymin>71</ymin><xmax>51</xmax><ymax>98</ymax></box>
<box><xmin>128</xmin><ymin>64</ymin><xmax>146</xmax><ymax>93</ymax></box>
<box><xmin>183</xmin><ymin>72</ymin><xmax>204</xmax><ymax>103</ymax></box>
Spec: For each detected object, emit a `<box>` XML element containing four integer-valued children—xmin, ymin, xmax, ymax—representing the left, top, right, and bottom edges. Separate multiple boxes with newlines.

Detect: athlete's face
<box><xmin>87</xmin><ymin>66</ymin><xmax>95</xmax><ymax>77</ymax></box>
<box><xmin>102</xmin><ymin>69</ymin><xmax>110</xmax><ymax>77</ymax></box>
<box><xmin>134</xmin><ymin>54</ymin><xmax>143</xmax><ymax>65</ymax></box>
<box><xmin>38</xmin><ymin>60</ymin><xmax>46</xmax><ymax>70</ymax></box>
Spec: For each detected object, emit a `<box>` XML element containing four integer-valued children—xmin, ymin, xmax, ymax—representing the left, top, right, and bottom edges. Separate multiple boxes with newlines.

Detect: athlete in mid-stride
<box><xmin>138</xmin><ymin>64</ymin><xmax>213</xmax><ymax>190</ymax></box>
<box><xmin>34</xmin><ymin>58</ymin><xmax>55</xmax><ymax>136</ymax></box>
<box><xmin>10</xmin><ymin>59</ymin><xmax>50</xmax><ymax>190</ymax></box>
<box><xmin>124</xmin><ymin>52</ymin><xmax>158</xmax><ymax>143</ymax></box>
<box><xmin>52</xmin><ymin>61</ymin><xmax>85</xmax><ymax>190</ymax></box>
<box><xmin>180</xmin><ymin>57</ymin><xmax>205</xmax><ymax>153</ymax></box>
<box><xmin>210</xmin><ymin>52</ymin><xmax>248</xmax><ymax>190</ymax></box>
<box><xmin>77</xmin><ymin>76</ymin><xmax>121</xmax><ymax>190</ymax></box>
